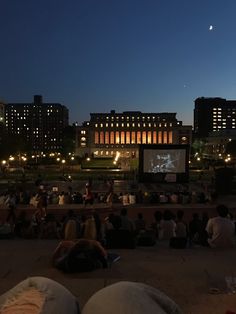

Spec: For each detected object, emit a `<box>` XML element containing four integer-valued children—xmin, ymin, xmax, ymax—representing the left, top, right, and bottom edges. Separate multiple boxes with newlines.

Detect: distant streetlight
<box><xmin>61</xmin><ymin>159</ymin><xmax>66</xmax><ymax>176</ymax></box>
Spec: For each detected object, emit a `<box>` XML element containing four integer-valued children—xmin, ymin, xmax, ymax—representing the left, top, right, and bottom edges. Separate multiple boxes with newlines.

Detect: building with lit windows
<box><xmin>194</xmin><ymin>97</ymin><xmax>236</xmax><ymax>138</ymax></box>
<box><xmin>0</xmin><ymin>103</ymin><xmax>5</xmax><ymax>146</ymax></box>
<box><xmin>4</xmin><ymin>95</ymin><xmax>68</xmax><ymax>152</ymax></box>
<box><xmin>75</xmin><ymin>110</ymin><xmax>192</xmax><ymax>158</ymax></box>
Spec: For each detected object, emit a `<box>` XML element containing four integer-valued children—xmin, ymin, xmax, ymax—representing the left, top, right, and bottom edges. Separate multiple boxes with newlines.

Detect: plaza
<box><xmin>0</xmin><ymin>238</ymin><xmax>236</xmax><ymax>314</ymax></box>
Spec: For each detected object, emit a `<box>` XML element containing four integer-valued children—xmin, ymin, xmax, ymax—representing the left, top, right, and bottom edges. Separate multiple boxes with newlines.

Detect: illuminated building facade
<box><xmin>4</xmin><ymin>95</ymin><xmax>68</xmax><ymax>152</ymax></box>
<box><xmin>194</xmin><ymin>97</ymin><xmax>236</xmax><ymax>138</ymax></box>
<box><xmin>76</xmin><ymin>110</ymin><xmax>192</xmax><ymax>158</ymax></box>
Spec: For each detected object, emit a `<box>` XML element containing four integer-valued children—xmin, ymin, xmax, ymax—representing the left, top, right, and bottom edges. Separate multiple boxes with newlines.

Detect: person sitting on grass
<box><xmin>175</xmin><ymin>210</ymin><xmax>187</xmax><ymax>238</ymax></box>
<box><xmin>135</xmin><ymin>213</ymin><xmax>146</xmax><ymax>234</ymax></box>
<box><xmin>52</xmin><ymin>238</ymin><xmax>108</xmax><ymax>272</ymax></box>
<box><xmin>206</xmin><ymin>204</ymin><xmax>235</xmax><ymax>248</ymax></box>
<box><xmin>159</xmin><ymin>210</ymin><xmax>176</xmax><ymax>241</ymax></box>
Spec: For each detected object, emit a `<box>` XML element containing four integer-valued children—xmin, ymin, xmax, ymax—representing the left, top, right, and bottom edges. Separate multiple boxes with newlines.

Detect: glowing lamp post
<box><xmin>61</xmin><ymin>159</ymin><xmax>66</xmax><ymax>176</ymax></box>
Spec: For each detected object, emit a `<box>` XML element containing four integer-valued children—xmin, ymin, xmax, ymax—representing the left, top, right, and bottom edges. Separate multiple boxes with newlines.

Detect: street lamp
<box><xmin>61</xmin><ymin>159</ymin><xmax>66</xmax><ymax>176</ymax></box>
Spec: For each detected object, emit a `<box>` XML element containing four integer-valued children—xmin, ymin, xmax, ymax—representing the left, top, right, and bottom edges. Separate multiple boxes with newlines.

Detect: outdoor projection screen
<box><xmin>139</xmin><ymin>145</ymin><xmax>189</xmax><ymax>183</ymax></box>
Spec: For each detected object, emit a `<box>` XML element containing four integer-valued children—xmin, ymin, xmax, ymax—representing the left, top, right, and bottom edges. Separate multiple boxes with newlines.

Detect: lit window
<box><xmin>115</xmin><ymin>131</ymin><xmax>120</xmax><ymax>144</ymax></box>
<box><xmin>126</xmin><ymin>132</ymin><xmax>130</xmax><ymax>144</ymax></box>
<box><xmin>105</xmin><ymin>131</ymin><xmax>109</xmax><ymax>144</ymax></box>
<box><xmin>131</xmin><ymin>132</ymin><xmax>136</xmax><ymax>144</ymax></box>
<box><xmin>142</xmin><ymin>131</ymin><xmax>146</xmax><ymax>144</ymax></box>
<box><xmin>158</xmin><ymin>131</ymin><xmax>162</xmax><ymax>144</ymax></box>
<box><xmin>110</xmin><ymin>132</ymin><xmax>114</xmax><ymax>144</ymax></box>
<box><xmin>163</xmin><ymin>131</ymin><xmax>168</xmax><ymax>144</ymax></box>
<box><xmin>100</xmin><ymin>131</ymin><xmax>104</xmax><ymax>144</ymax></box>
<box><xmin>147</xmin><ymin>131</ymin><xmax>152</xmax><ymax>144</ymax></box>
<box><xmin>94</xmin><ymin>131</ymin><xmax>99</xmax><ymax>144</ymax></box>
<box><xmin>121</xmin><ymin>131</ymin><xmax>125</xmax><ymax>144</ymax></box>
<box><xmin>168</xmin><ymin>131</ymin><xmax>173</xmax><ymax>144</ymax></box>
<box><xmin>137</xmin><ymin>131</ymin><xmax>141</xmax><ymax>144</ymax></box>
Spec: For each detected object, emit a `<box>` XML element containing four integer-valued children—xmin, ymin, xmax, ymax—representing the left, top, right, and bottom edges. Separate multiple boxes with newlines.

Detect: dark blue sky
<box><xmin>1</xmin><ymin>0</ymin><xmax>236</xmax><ymax>125</ymax></box>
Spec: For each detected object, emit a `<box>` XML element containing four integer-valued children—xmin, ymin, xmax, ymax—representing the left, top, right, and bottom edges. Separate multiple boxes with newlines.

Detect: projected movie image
<box><xmin>143</xmin><ymin>149</ymin><xmax>186</xmax><ymax>173</ymax></box>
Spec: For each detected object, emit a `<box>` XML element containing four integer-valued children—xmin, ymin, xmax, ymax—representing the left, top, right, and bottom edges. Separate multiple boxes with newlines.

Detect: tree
<box><xmin>60</xmin><ymin>125</ymin><xmax>76</xmax><ymax>156</ymax></box>
<box><xmin>226</xmin><ymin>140</ymin><xmax>236</xmax><ymax>157</ymax></box>
<box><xmin>0</xmin><ymin>134</ymin><xmax>32</xmax><ymax>159</ymax></box>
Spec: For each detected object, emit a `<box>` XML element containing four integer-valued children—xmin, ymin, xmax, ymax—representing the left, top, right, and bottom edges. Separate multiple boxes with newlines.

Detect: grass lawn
<box><xmin>81</xmin><ymin>158</ymin><xmax>119</xmax><ymax>169</ymax></box>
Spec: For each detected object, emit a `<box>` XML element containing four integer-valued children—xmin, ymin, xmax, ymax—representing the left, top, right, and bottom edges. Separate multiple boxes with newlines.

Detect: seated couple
<box><xmin>0</xmin><ymin>277</ymin><xmax>183</xmax><ymax>314</ymax></box>
<box><xmin>52</xmin><ymin>238</ymin><xmax>119</xmax><ymax>272</ymax></box>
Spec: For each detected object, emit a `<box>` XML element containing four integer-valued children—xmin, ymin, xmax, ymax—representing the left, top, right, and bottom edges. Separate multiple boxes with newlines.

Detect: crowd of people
<box><xmin>0</xmin><ymin>180</ymin><xmax>235</xmax><ymax>313</ymax></box>
<box><xmin>0</xmin><ymin>181</ymin><xmax>214</xmax><ymax>211</ymax></box>
<box><xmin>0</xmin><ymin>186</ymin><xmax>235</xmax><ymax>313</ymax></box>
<box><xmin>0</xmin><ymin>179</ymin><xmax>235</xmax><ymax>275</ymax></box>
<box><xmin>0</xmin><ymin>187</ymin><xmax>235</xmax><ymax>250</ymax></box>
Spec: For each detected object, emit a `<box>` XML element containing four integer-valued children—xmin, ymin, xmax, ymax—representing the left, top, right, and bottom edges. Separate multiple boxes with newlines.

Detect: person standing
<box><xmin>106</xmin><ymin>179</ymin><xmax>114</xmax><ymax>208</ymax></box>
<box><xmin>5</xmin><ymin>192</ymin><xmax>17</xmax><ymax>225</ymax></box>
<box><xmin>83</xmin><ymin>183</ymin><xmax>94</xmax><ymax>207</ymax></box>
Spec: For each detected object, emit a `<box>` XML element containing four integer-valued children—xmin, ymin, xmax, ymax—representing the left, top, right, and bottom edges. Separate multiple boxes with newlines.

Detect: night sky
<box><xmin>1</xmin><ymin>0</ymin><xmax>236</xmax><ymax>125</ymax></box>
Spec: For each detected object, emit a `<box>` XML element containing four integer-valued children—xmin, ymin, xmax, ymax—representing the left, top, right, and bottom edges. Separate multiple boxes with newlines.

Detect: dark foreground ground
<box><xmin>0</xmin><ymin>239</ymin><xmax>236</xmax><ymax>314</ymax></box>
